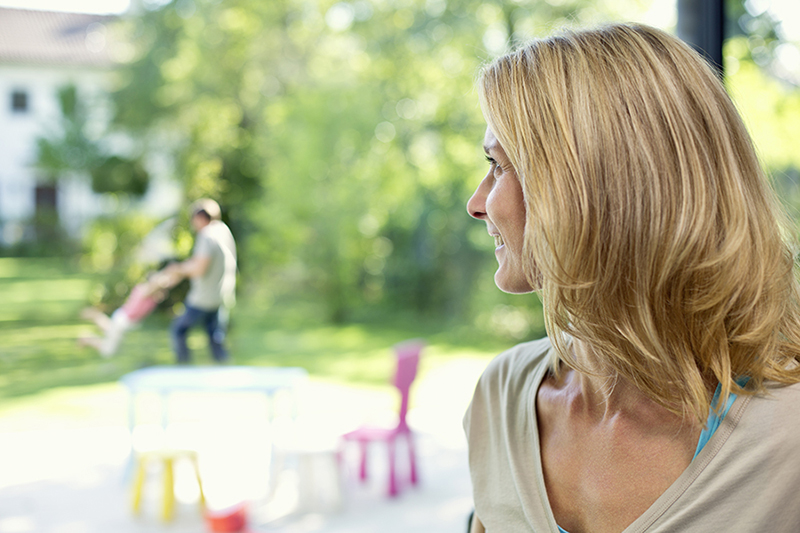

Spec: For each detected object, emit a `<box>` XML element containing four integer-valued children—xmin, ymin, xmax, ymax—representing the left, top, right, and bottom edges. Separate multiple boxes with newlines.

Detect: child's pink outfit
<box><xmin>101</xmin><ymin>284</ymin><xmax>158</xmax><ymax>356</ymax></box>
<box><xmin>122</xmin><ymin>284</ymin><xmax>158</xmax><ymax>321</ymax></box>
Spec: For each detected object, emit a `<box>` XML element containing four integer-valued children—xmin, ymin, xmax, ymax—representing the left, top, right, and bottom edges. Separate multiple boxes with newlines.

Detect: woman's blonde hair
<box><xmin>479</xmin><ymin>23</ymin><xmax>800</xmax><ymax>421</ymax></box>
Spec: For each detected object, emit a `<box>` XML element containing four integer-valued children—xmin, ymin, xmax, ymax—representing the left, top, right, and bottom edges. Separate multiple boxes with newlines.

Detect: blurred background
<box><xmin>0</xmin><ymin>0</ymin><xmax>798</xmax><ymax>531</ymax></box>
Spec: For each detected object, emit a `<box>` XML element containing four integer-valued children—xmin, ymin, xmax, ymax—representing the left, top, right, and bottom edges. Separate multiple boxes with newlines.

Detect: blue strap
<box><xmin>693</xmin><ymin>377</ymin><xmax>749</xmax><ymax>460</ymax></box>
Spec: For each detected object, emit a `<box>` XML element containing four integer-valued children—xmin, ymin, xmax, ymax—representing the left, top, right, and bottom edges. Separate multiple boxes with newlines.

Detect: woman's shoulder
<box><xmin>491</xmin><ymin>336</ymin><xmax>552</xmax><ymax>369</ymax></box>
<box><xmin>466</xmin><ymin>337</ymin><xmax>553</xmax><ymax>440</ymax></box>
<box><xmin>745</xmin><ymin>380</ymin><xmax>800</xmax><ymax>428</ymax></box>
<box><xmin>476</xmin><ymin>337</ymin><xmax>553</xmax><ymax>394</ymax></box>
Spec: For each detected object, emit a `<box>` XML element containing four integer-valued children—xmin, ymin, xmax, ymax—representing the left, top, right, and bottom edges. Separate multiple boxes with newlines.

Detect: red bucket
<box><xmin>205</xmin><ymin>502</ymin><xmax>248</xmax><ymax>532</ymax></box>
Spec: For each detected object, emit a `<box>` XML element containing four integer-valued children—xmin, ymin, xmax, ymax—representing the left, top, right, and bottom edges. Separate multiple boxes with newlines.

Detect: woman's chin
<box><xmin>494</xmin><ymin>270</ymin><xmax>536</xmax><ymax>294</ymax></box>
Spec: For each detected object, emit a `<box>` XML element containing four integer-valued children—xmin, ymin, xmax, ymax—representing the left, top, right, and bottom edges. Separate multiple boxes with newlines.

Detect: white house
<box><xmin>0</xmin><ymin>6</ymin><xmax>179</xmax><ymax>247</ymax></box>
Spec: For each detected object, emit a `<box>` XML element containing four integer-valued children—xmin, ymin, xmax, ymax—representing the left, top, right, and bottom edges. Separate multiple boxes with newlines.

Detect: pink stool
<box><xmin>342</xmin><ymin>339</ymin><xmax>424</xmax><ymax>497</ymax></box>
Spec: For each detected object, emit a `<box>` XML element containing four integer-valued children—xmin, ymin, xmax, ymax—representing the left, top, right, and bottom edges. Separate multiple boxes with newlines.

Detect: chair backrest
<box><xmin>393</xmin><ymin>339</ymin><xmax>424</xmax><ymax>430</ymax></box>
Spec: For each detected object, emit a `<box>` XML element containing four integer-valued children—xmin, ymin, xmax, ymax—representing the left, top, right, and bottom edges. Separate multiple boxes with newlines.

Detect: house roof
<box><xmin>0</xmin><ymin>7</ymin><xmax>117</xmax><ymax>68</ymax></box>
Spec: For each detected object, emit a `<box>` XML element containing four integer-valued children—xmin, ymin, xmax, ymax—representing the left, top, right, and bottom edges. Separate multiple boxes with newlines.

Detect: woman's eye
<box><xmin>485</xmin><ymin>155</ymin><xmax>501</xmax><ymax>173</ymax></box>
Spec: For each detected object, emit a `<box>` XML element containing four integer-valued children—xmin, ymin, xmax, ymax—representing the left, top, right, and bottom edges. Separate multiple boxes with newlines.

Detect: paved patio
<box><xmin>0</xmin><ymin>357</ymin><xmax>488</xmax><ymax>533</ymax></box>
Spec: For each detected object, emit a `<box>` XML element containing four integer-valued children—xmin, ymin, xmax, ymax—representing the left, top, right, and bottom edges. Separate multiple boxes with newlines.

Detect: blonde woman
<box><xmin>465</xmin><ymin>24</ymin><xmax>800</xmax><ymax>533</ymax></box>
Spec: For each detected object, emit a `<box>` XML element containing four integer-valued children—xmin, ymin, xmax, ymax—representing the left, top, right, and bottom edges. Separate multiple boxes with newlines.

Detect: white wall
<box><xmin>0</xmin><ymin>64</ymin><xmax>105</xmax><ymax>242</ymax></box>
<box><xmin>0</xmin><ymin>63</ymin><xmax>180</xmax><ymax>246</ymax></box>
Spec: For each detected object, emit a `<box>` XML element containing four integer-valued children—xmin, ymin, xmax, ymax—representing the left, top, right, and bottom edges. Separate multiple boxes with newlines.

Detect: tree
<box><xmin>722</xmin><ymin>0</ymin><xmax>800</xmax><ymax>213</ymax></box>
<box><xmin>36</xmin><ymin>85</ymin><xmax>150</xmax><ymax>197</ymax></box>
<box><xmin>109</xmin><ymin>0</ymin><xmax>665</xmax><ymax>331</ymax></box>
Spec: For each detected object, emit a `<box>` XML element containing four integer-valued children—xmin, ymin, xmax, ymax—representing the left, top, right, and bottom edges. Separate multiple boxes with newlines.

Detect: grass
<box><xmin>0</xmin><ymin>256</ymin><xmax>515</xmax><ymax>404</ymax></box>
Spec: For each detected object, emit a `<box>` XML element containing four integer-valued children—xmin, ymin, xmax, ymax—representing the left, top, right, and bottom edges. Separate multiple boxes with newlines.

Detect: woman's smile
<box><xmin>492</xmin><ymin>233</ymin><xmax>504</xmax><ymax>249</ymax></box>
<box><xmin>467</xmin><ymin>128</ymin><xmax>533</xmax><ymax>294</ymax></box>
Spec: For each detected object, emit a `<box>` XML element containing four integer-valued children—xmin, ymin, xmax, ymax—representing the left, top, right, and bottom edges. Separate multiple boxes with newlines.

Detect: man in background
<box><xmin>163</xmin><ymin>199</ymin><xmax>237</xmax><ymax>364</ymax></box>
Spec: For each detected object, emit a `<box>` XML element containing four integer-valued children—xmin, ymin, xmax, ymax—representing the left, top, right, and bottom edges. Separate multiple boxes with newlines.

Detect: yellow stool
<box><xmin>131</xmin><ymin>448</ymin><xmax>205</xmax><ymax>521</ymax></box>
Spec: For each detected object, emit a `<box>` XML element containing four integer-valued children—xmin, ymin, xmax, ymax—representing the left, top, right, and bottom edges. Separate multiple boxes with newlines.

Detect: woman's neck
<box><xmin>567</xmin><ymin>340</ymin><xmax>690</xmax><ymax>426</ymax></box>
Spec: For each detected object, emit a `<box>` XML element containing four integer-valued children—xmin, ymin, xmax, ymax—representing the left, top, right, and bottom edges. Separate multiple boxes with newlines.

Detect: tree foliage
<box><xmin>36</xmin><ymin>85</ymin><xmax>101</xmax><ymax>175</ymax></box>
<box><xmin>110</xmin><ymin>0</ymin><xmax>661</xmax><ymax>330</ymax></box>
<box><xmin>36</xmin><ymin>85</ymin><xmax>150</xmax><ymax>197</ymax></box>
<box><xmin>723</xmin><ymin>0</ymin><xmax>800</xmax><ymax>213</ymax></box>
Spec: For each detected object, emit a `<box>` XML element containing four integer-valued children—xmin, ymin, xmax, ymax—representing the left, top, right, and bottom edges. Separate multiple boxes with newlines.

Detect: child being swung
<box><xmin>79</xmin><ymin>269</ymin><xmax>180</xmax><ymax>357</ymax></box>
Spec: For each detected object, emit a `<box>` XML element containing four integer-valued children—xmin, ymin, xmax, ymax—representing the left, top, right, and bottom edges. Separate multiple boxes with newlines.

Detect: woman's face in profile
<box><xmin>467</xmin><ymin>128</ymin><xmax>533</xmax><ymax>294</ymax></box>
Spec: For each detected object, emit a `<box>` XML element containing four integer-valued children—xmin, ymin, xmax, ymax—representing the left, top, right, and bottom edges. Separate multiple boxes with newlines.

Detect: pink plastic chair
<box><xmin>341</xmin><ymin>339</ymin><xmax>424</xmax><ymax>497</ymax></box>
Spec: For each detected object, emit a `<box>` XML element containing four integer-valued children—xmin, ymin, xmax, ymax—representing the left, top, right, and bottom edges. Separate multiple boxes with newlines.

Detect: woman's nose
<box><xmin>467</xmin><ymin>175</ymin><xmax>489</xmax><ymax>220</ymax></box>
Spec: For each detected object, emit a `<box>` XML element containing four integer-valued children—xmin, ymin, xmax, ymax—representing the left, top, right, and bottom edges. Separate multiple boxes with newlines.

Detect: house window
<box><xmin>11</xmin><ymin>90</ymin><xmax>28</xmax><ymax>113</ymax></box>
<box><xmin>35</xmin><ymin>184</ymin><xmax>57</xmax><ymax>211</ymax></box>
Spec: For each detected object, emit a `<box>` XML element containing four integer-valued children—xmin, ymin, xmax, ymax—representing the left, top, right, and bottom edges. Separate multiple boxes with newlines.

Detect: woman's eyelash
<box><xmin>485</xmin><ymin>155</ymin><xmax>497</xmax><ymax>165</ymax></box>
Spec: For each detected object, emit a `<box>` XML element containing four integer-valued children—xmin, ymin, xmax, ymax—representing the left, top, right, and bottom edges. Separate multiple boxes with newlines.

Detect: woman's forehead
<box><xmin>483</xmin><ymin>128</ymin><xmax>501</xmax><ymax>153</ymax></box>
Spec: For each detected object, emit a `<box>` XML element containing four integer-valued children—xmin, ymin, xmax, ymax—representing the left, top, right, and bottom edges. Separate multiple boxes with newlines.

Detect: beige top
<box><xmin>464</xmin><ymin>338</ymin><xmax>800</xmax><ymax>532</ymax></box>
<box><xmin>186</xmin><ymin>220</ymin><xmax>237</xmax><ymax>311</ymax></box>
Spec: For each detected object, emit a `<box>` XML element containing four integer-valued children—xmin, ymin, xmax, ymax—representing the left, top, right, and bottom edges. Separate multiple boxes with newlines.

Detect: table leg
<box><xmin>160</xmin><ymin>391</ymin><xmax>171</xmax><ymax>448</ymax></box>
<box><xmin>122</xmin><ymin>390</ymin><xmax>138</xmax><ymax>483</ymax></box>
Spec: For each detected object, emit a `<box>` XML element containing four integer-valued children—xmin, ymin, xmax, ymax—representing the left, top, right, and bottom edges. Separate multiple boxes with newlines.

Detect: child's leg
<box><xmin>99</xmin><ymin>309</ymin><xmax>134</xmax><ymax>357</ymax></box>
<box><xmin>81</xmin><ymin>307</ymin><xmax>113</xmax><ymax>332</ymax></box>
<box><xmin>78</xmin><ymin>336</ymin><xmax>104</xmax><ymax>351</ymax></box>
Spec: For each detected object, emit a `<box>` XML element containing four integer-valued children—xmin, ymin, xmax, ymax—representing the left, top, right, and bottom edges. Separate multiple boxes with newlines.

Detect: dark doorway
<box><xmin>34</xmin><ymin>183</ymin><xmax>60</xmax><ymax>245</ymax></box>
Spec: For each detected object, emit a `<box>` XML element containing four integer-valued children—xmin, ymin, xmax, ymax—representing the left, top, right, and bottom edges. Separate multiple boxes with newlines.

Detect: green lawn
<box><xmin>0</xmin><ymin>257</ymin><xmax>512</xmax><ymax>403</ymax></box>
